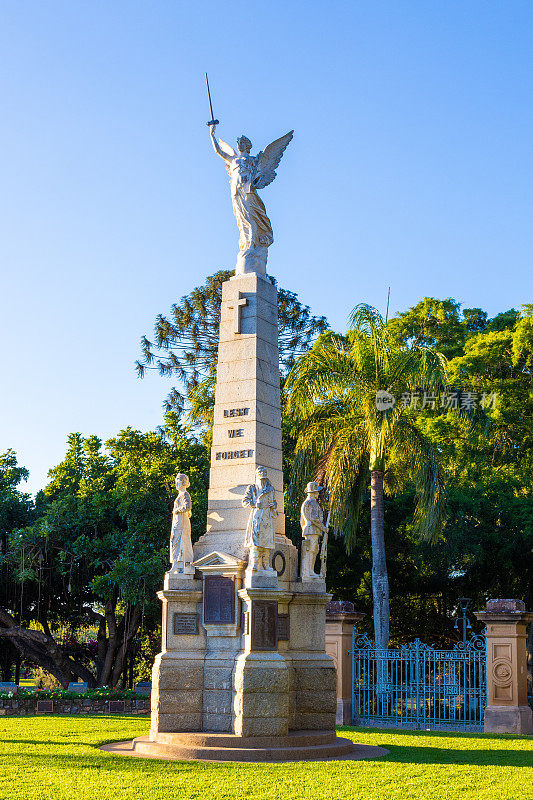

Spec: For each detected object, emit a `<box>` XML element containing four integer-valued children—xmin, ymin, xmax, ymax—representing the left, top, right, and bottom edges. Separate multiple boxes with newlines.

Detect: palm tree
<box><xmin>285</xmin><ymin>304</ymin><xmax>448</xmax><ymax>648</ymax></box>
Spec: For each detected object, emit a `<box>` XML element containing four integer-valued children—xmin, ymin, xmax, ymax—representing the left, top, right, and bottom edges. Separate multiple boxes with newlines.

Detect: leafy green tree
<box><xmin>285</xmin><ymin>304</ymin><xmax>448</xmax><ymax>648</ymax></box>
<box><xmin>512</xmin><ymin>304</ymin><xmax>533</xmax><ymax>374</ymax></box>
<box><xmin>0</xmin><ymin>450</ymin><xmax>34</xmax><ymax>681</ymax></box>
<box><xmin>136</xmin><ymin>269</ymin><xmax>328</xmax><ymax>428</ymax></box>
<box><xmin>1</xmin><ymin>420</ymin><xmax>209</xmax><ymax>687</ymax></box>
<box><xmin>387</xmin><ymin>298</ymin><xmax>469</xmax><ymax>359</ymax></box>
<box><xmin>487</xmin><ymin>308</ymin><xmax>520</xmax><ymax>332</ymax></box>
<box><xmin>409</xmin><ymin>302</ymin><xmax>532</xmax><ymax>679</ymax></box>
<box><xmin>0</xmin><ymin>449</ymin><xmax>33</xmax><ymax>560</ymax></box>
<box><xmin>462</xmin><ymin>307</ymin><xmax>488</xmax><ymax>334</ymax></box>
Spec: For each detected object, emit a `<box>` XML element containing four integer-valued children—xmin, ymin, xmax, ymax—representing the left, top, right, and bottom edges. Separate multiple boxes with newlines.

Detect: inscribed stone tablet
<box><xmin>251</xmin><ymin>600</ymin><xmax>278</xmax><ymax>650</ymax></box>
<box><xmin>0</xmin><ymin>682</ymin><xmax>17</xmax><ymax>696</ymax></box>
<box><xmin>173</xmin><ymin>612</ymin><xmax>199</xmax><ymax>635</ymax></box>
<box><xmin>277</xmin><ymin>613</ymin><xmax>290</xmax><ymax>642</ymax></box>
<box><xmin>135</xmin><ymin>682</ymin><xmax>152</xmax><ymax>696</ymax></box>
<box><xmin>204</xmin><ymin>576</ymin><xmax>235</xmax><ymax>624</ymax></box>
<box><xmin>37</xmin><ymin>700</ymin><xmax>53</xmax><ymax>713</ymax></box>
<box><xmin>109</xmin><ymin>700</ymin><xmax>125</xmax><ymax>713</ymax></box>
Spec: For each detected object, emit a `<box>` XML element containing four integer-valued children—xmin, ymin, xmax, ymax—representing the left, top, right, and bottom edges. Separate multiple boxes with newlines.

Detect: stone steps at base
<box><xmin>153</xmin><ymin>730</ymin><xmax>337</xmax><ymax>749</ymax></box>
<box><xmin>132</xmin><ymin>734</ymin><xmax>356</xmax><ymax>762</ymax></box>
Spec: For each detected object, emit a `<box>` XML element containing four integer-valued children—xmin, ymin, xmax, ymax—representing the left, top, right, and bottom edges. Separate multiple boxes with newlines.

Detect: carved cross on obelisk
<box><xmin>227</xmin><ymin>292</ymin><xmax>248</xmax><ymax>334</ymax></box>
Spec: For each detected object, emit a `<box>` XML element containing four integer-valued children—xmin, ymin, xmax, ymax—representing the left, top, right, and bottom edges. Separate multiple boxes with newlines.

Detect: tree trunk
<box><xmin>1</xmin><ymin>601</ymin><xmax>143</xmax><ymax>689</ymax></box>
<box><xmin>0</xmin><ymin>640</ymin><xmax>17</xmax><ymax>682</ymax></box>
<box><xmin>526</xmin><ymin>620</ymin><xmax>533</xmax><ymax>694</ymax></box>
<box><xmin>370</xmin><ymin>470</ymin><xmax>390</xmax><ymax>649</ymax></box>
<box><xmin>110</xmin><ymin>605</ymin><xmax>141</xmax><ymax>688</ymax></box>
<box><xmin>99</xmin><ymin>600</ymin><xmax>119</xmax><ymax>686</ymax></box>
<box><xmin>128</xmin><ymin>652</ymin><xmax>134</xmax><ymax>690</ymax></box>
<box><xmin>96</xmin><ymin>615</ymin><xmax>107</xmax><ymax>685</ymax></box>
<box><xmin>99</xmin><ymin>601</ymin><xmax>142</xmax><ymax>688</ymax></box>
<box><xmin>0</xmin><ymin>607</ymin><xmax>96</xmax><ymax>687</ymax></box>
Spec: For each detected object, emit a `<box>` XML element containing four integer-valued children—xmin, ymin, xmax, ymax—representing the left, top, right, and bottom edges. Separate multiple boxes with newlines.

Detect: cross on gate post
<box><xmin>227</xmin><ymin>292</ymin><xmax>248</xmax><ymax>334</ymax></box>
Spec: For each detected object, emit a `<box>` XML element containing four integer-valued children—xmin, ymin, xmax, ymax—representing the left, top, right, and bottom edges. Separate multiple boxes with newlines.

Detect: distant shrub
<box><xmin>0</xmin><ymin>686</ymin><xmax>140</xmax><ymax>700</ymax></box>
<box><xmin>31</xmin><ymin>668</ymin><xmax>62</xmax><ymax>690</ymax></box>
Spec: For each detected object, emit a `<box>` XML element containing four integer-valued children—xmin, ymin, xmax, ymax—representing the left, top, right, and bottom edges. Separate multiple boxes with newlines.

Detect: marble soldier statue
<box><xmin>242</xmin><ymin>466</ymin><xmax>277</xmax><ymax>571</ymax></box>
<box><xmin>210</xmin><ymin>124</ymin><xmax>293</xmax><ymax>274</ymax></box>
<box><xmin>170</xmin><ymin>473</ymin><xmax>194</xmax><ymax>574</ymax></box>
<box><xmin>300</xmin><ymin>481</ymin><xmax>327</xmax><ymax>580</ymax></box>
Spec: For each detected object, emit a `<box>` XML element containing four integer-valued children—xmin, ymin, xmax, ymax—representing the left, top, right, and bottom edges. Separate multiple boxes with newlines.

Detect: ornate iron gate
<box><xmin>351</xmin><ymin>631</ymin><xmax>487</xmax><ymax>731</ymax></box>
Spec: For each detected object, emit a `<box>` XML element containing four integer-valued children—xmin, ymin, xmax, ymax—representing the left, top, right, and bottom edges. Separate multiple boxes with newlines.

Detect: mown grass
<box><xmin>0</xmin><ymin>715</ymin><xmax>531</xmax><ymax>800</ymax></box>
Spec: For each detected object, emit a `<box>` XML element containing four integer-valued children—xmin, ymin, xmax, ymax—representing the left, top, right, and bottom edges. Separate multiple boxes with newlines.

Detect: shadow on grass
<box><xmin>4</xmin><ymin>722</ymin><xmax>531</xmax><ymax>771</ymax></box>
<box><xmin>5</xmin><ymin>745</ymin><xmax>532</xmax><ymax>771</ymax></box>
<box><xmin>340</xmin><ymin>727</ymin><xmax>533</xmax><ymax>768</ymax></box>
<box><xmin>375</xmin><ymin>744</ymin><xmax>531</xmax><ymax>767</ymax></box>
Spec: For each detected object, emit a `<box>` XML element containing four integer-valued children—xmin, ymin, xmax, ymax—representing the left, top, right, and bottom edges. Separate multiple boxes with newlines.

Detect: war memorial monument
<box><xmin>108</xmin><ymin>91</ymin><xmax>385</xmax><ymax>762</ymax></box>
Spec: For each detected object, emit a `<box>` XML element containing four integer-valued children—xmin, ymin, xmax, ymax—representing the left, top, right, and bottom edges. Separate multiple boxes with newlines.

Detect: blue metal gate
<box><xmin>351</xmin><ymin>631</ymin><xmax>487</xmax><ymax>731</ymax></box>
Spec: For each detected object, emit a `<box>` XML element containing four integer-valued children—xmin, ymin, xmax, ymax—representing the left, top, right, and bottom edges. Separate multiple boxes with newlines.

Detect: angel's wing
<box><xmin>253</xmin><ymin>130</ymin><xmax>293</xmax><ymax>189</ymax></box>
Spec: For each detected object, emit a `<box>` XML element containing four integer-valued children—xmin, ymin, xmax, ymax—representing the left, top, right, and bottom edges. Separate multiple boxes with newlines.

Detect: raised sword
<box><xmin>205</xmin><ymin>72</ymin><xmax>219</xmax><ymax>127</ymax></box>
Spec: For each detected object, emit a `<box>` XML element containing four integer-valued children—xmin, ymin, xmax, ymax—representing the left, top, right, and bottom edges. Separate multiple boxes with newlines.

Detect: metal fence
<box><xmin>351</xmin><ymin>631</ymin><xmax>487</xmax><ymax>731</ymax></box>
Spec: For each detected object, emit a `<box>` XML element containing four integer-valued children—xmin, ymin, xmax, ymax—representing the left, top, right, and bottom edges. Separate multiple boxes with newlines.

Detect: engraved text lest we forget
<box><xmin>215</xmin><ymin>449</ymin><xmax>254</xmax><ymax>460</ymax></box>
<box><xmin>224</xmin><ymin>408</ymin><xmax>249</xmax><ymax>418</ymax></box>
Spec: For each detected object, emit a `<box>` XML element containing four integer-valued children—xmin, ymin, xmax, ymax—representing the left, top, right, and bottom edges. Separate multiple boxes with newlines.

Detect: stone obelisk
<box><xmin>190</xmin><ymin>269</ymin><xmax>299</xmax><ymax>736</ymax></box>
<box><xmin>194</xmin><ymin>272</ymin><xmax>287</xmax><ymax>563</ymax></box>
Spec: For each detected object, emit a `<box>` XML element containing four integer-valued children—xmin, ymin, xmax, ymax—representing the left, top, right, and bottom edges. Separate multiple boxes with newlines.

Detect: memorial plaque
<box><xmin>0</xmin><ymin>682</ymin><xmax>17</xmax><ymax>696</ymax></box>
<box><xmin>173</xmin><ymin>612</ymin><xmax>199</xmax><ymax>635</ymax></box>
<box><xmin>204</xmin><ymin>576</ymin><xmax>235</xmax><ymax>624</ymax></box>
<box><xmin>36</xmin><ymin>700</ymin><xmax>53</xmax><ymax>713</ymax></box>
<box><xmin>135</xmin><ymin>681</ymin><xmax>152</xmax><ymax>696</ymax></box>
<box><xmin>277</xmin><ymin>613</ymin><xmax>290</xmax><ymax>642</ymax></box>
<box><xmin>68</xmin><ymin>682</ymin><xmax>88</xmax><ymax>693</ymax></box>
<box><xmin>251</xmin><ymin>600</ymin><xmax>278</xmax><ymax>650</ymax></box>
<box><xmin>109</xmin><ymin>700</ymin><xmax>125</xmax><ymax>713</ymax></box>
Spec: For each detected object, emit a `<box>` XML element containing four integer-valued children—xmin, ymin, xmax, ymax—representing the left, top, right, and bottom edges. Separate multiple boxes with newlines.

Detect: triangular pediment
<box><xmin>192</xmin><ymin>551</ymin><xmax>246</xmax><ymax>572</ymax></box>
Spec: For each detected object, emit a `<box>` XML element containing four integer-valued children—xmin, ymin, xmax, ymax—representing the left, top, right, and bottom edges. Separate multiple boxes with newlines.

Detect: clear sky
<box><xmin>1</xmin><ymin>1</ymin><xmax>532</xmax><ymax>495</ymax></box>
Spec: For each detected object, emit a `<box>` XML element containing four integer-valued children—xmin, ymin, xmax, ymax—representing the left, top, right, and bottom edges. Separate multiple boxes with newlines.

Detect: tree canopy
<box><xmin>325</xmin><ymin>301</ymin><xmax>533</xmax><ymax>647</ymax></box>
<box><xmin>136</xmin><ymin>269</ymin><xmax>328</xmax><ymax>427</ymax></box>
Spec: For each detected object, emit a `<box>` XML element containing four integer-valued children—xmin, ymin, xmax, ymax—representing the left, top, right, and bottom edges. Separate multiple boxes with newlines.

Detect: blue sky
<box><xmin>1</xmin><ymin>1</ymin><xmax>532</xmax><ymax>495</ymax></box>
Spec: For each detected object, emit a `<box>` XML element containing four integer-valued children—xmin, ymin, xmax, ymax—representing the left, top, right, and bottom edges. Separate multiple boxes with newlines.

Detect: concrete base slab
<box><xmin>100</xmin><ymin>730</ymin><xmax>388</xmax><ymax>763</ymax></box>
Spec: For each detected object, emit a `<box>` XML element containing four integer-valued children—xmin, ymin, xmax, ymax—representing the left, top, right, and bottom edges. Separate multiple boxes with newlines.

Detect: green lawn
<box><xmin>0</xmin><ymin>716</ymin><xmax>531</xmax><ymax>800</ymax></box>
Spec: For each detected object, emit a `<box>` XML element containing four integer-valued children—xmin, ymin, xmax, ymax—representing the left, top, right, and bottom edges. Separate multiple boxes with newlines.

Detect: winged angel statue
<box><xmin>210</xmin><ymin>125</ymin><xmax>293</xmax><ymax>275</ymax></box>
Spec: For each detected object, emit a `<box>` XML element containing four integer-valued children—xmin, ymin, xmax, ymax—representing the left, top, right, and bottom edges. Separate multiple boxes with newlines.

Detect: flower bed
<box><xmin>0</xmin><ymin>687</ymin><xmax>150</xmax><ymax>716</ymax></box>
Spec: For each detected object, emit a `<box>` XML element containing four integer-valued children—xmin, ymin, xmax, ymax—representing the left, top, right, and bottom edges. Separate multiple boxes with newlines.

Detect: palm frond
<box><xmin>388</xmin><ymin>418</ymin><xmax>447</xmax><ymax>542</ymax></box>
